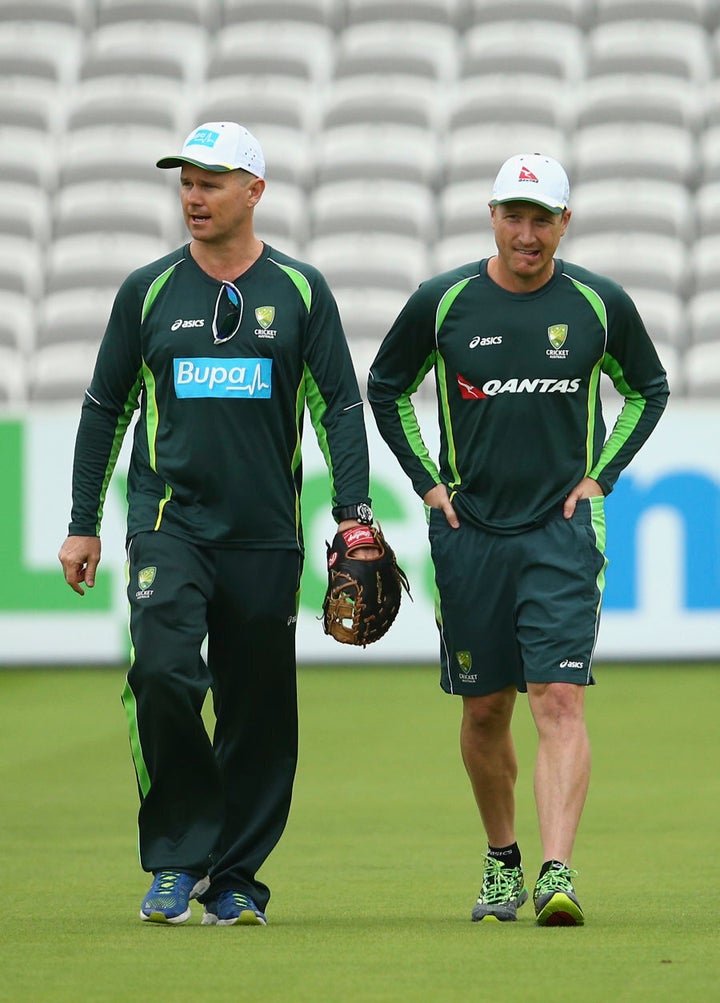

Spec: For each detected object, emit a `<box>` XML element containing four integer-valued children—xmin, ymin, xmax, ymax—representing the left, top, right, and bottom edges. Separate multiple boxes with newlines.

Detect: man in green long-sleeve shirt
<box><xmin>59</xmin><ymin>122</ymin><xmax>377</xmax><ymax>927</ymax></box>
<box><xmin>368</xmin><ymin>153</ymin><xmax>669</xmax><ymax>927</ymax></box>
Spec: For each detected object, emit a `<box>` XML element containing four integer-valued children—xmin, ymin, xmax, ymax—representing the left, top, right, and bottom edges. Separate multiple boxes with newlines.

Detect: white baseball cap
<box><xmin>157</xmin><ymin>121</ymin><xmax>265</xmax><ymax>178</ymax></box>
<box><xmin>490</xmin><ymin>153</ymin><xmax>570</xmax><ymax>214</ymax></box>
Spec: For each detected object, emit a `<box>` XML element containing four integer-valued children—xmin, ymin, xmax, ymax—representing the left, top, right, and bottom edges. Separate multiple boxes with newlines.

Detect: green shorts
<box><xmin>428</xmin><ymin>497</ymin><xmax>607</xmax><ymax>696</ymax></box>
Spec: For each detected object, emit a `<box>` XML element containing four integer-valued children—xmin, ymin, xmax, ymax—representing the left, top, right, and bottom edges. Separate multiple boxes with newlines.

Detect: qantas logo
<box><xmin>518</xmin><ymin>165</ymin><xmax>539</xmax><ymax>182</ymax></box>
<box><xmin>457</xmin><ymin>374</ymin><xmax>581</xmax><ymax>399</ymax></box>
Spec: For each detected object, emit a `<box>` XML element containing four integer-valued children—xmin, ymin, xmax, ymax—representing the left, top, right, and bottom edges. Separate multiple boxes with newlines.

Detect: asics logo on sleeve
<box><xmin>174</xmin><ymin>357</ymin><xmax>272</xmax><ymax>398</ymax></box>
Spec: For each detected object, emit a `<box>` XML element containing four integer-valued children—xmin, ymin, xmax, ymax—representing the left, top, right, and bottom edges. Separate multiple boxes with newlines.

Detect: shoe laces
<box><xmin>480</xmin><ymin>856</ymin><xmax>523</xmax><ymax>904</ymax></box>
<box><xmin>226</xmin><ymin>892</ymin><xmax>254</xmax><ymax>909</ymax></box>
<box><xmin>535</xmin><ymin>863</ymin><xmax>578</xmax><ymax>895</ymax></box>
<box><xmin>153</xmin><ymin>870</ymin><xmax>186</xmax><ymax>894</ymax></box>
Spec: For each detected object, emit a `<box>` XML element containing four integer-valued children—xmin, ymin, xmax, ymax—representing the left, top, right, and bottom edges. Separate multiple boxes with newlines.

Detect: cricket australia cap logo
<box><xmin>546</xmin><ymin>324</ymin><xmax>569</xmax><ymax>359</ymax></box>
<box><xmin>136</xmin><ymin>566</ymin><xmax>156</xmax><ymax>600</ymax></box>
<box><xmin>254</xmin><ymin>305</ymin><xmax>277</xmax><ymax>339</ymax></box>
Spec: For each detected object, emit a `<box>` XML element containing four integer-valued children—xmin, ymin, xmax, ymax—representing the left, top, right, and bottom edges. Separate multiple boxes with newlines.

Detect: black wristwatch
<box><xmin>334</xmin><ymin>502</ymin><xmax>374</xmax><ymax>525</ymax></box>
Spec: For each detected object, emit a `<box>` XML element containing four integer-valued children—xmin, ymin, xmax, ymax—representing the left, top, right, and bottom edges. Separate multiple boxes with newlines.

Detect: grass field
<box><xmin>1</xmin><ymin>663</ymin><xmax>718</xmax><ymax>1002</ymax></box>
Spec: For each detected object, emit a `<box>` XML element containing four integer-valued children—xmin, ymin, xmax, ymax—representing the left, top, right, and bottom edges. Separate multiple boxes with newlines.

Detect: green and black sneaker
<box><xmin>534</xmin><ymin>862</ymin><xmax>585</xmax><ymax>927</ymax></box>
<box><xmin>471</xmin><ymin>855</ymin><xmax>528</xmax><ymax>922</ymax></box>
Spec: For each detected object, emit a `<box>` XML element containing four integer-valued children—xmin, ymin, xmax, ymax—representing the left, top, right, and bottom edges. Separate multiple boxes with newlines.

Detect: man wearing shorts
<box><xmin>367</xmin><ymin>153</ymin><xmax>669</xmax><ymax>925</ymax></box>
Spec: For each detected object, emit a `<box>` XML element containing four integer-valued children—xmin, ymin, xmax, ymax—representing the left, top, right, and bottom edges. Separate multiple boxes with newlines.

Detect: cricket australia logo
<box><xmin>457</xmin><ymin>651</ymin><xmax>477</xmax><ymax>682</ymax></box>
<box><xmin>255</xmin><ymin>305</ymin><xmax>277</xmax><ymax>339</ymax></box>
<box><xmin>547</xmin><ymin>323</ymin><xmax>569</xmax><ymax>359</ymax></box>
<box><xmin>136</xmin><ymin>566</ymin><xmax>156</xmax><ymax>599</ymax></box>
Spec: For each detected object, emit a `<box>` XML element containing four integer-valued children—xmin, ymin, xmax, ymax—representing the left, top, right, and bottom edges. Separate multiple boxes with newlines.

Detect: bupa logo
<box><xmin>171</xmin><ymin>318</ymin><xmax>205</xmax><ymax>331</ymax></box>
<box><xmin>174</xmin><ymin>357</ymin><xmax>272</xmax><ymax>398</ymax></box>
<box><xmin>187</xmin><ymin>128</ymin><xmax>219</xmax><ymax>149</ymax></box>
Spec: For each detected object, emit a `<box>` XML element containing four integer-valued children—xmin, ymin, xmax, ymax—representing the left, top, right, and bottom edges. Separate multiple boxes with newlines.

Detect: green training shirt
<box><xmin>69</xmin><ymin>242</ymin><xmax>371</xmax><ymax>550</ymax></box>
<box><xmin>367</xmin><ymin>257</ymin><xmax>669</xmax><ymax>534</ymax></box>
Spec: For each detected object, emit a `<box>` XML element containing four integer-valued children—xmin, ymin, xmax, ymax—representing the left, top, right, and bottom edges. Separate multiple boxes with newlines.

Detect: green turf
<box><xmin>1</xmin><ymin>663</ymin><xmax>718</xmax><ymax>1002</ymax></box>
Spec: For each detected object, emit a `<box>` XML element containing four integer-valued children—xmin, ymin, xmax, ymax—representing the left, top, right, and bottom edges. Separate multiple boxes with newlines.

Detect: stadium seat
<box><xmin>64</xmin><ymin>77</ymin><xmax>188</xmax><ymax>134</ymax></box>
<box><xmin>560</xmin><ymin>233</ymin><xmax>689</xmax><ymax>296</ymax></box>
<box><xmin>0</xmin><ymin>127</ymin><xmax>57</xmax><ymax>189</ymax></box>
<box><xmin>0</xmin><ymin>346</ymin><xmax>27</xmax><ymax>407</ymax></box>
<box><xmin>465</xmin><ymin>0</ymin><xmax>590</xmax><ymax>28</ymax></box>
<box><xmin>334</xmin><ymin>21</ymin><xmax>458</xmax><ymax>83</ymax></box>
<box><xmin>585</xmin><ymin>20</ymin><xmax>713</xmax><ymax>82</ymax></box>
<box><xmin>689</xmin><ymin>235</ymin><xmax>720</xmax><ymax>294</ymax></box>
<box><xmin>253</xmin><ymin>180</ymin><xmax>309</xmax><ymax>248</ymax></box>
<box><xmin>688</xmin><ymin>290</ymin><xmax>720</xmax><ymax>344</ymax></box>
<box><xmin>0</xmin><ymin>22</ymin><xmax>83</xmax><ymax>87</ymax></box>
<box><xmin>209</xmin><ymin>22</ymin><xmax>334</xmax><ymax>86</ymax></box>
<box><xmin>698</xmin><ymin>124</ymin><xmax>720</xmax><ymax>183</ymax></box>
<box><xmin>243</xmin><ymin>126</ymin><xmax>312</xmax><ymax>189</ymax></box>
<box><xmin>0</xmin><ymin>291</ymin><xmax>36</xmax><ymax>353</ymax></box>
<box><xmin>28</xmin><ymin>341</ymin><xmax>100</xmax><ymax>404</ymax></box>
<box><xmin>568</xmin><ymin>179</ymin><xmax>695</xmax><ymax>242</ymax></box>
<box><xmin>79</xmin><ymin>21</ymin><xmax>209</xmax><ymax>89</ymax></box>
<box><xmin>438</xmin><ymin>180</ymin><xmax>496</xmax><ymax>239</ymax></box>
<box><xmin>591</xmin><ymin>0</ymin><xmax>709</xmax><ymax>26</ymax></box>
<box><xmin>1</xmin><ymin>183</ymin><xmax>52</xmax><ymax>243</ymax></box>
<box><xmin>683</xmin><ymin>340</ymin><xmax>720</xmax><ymax>396</ymax></box>
<box><xmin>52</xmin><ymin>181</ymin><xmax>180</xmax><ymax>244</ymax></box>
<box><xmin>56</xmin><ymin>125</ymin><xmax>181</xmax><ymax>188</ymax></box>
<box><xmin>694</xmin><ymin>181</ymin><xmax>720</xmax><ymax>235</ymax></box>
<box><xmin>304</xmin><ymin>234</ymin><xmax>430</xmax><ymax>298</ymax></box>
<box><xmin>193</xmin><ymin>77</ymin><xmax>317</xmax><ymax>135</ymax></box>
<box><xmin>446</xmin><ymin>76</ymin><xmax>570</xmax><ymax>133</ymax></box>
<box><xmin>701</xmin><ymin>78</ymin><xmax>720</xmax><ymax>132</ymax></box>
<box><xmin>443</xmin><ymin>123</ymin><xmax>568</xmax><ymax>186</ymax></box>
<box><xmin>314</xmin><ymin>124</ymin><xmax>440</xmax><ymax>187</ymax></box>
<box><xmin>0</xmin><ymin>0</ymin><xmax>91</xmax><ymax>28</ymax></box>
<box><xmin>622</xmin><ymin>287</ymin><xmax>688</xmax><ymax>349</ymax></box>
<box><xmin>0</xmin><ymin>238</ymin><xmax>45</xmax><ymax>298</ymax></box>
<box><xmin>320</xmin><ymin>75</ymin><xmax>441</xmax><ymax>132</ymax></box>
<box><xmin>310</xmin><ymin>179</ymin><xmax>436</xmax><ymax>242</ymax></box>
<box><xmin>571</xmin><ymin>123</ymin><xmax>698</xmax><ymax>186</ymax></box>
<box><xmin>344</xmin><ymin>0</ymin><xmax>463</xmax><ymax>28</ymax></box>
<box><xmin>45</xmin><ymin>234</ymin><xmax>169</xmax><ymax>294</ymax></box>
<box><xmin>0</xmin><ymin>78</ymin><xmax>62</xmax><ymax>135</ymax></box>
<box><xmin>220</xmin><ymin>0</ymin><xmax>342</xmax><ymax>29</ymax></box>
<box><xmin>459</xmin><ymin>21</ymin><xmax>586</xmax><ymax>82</ymax></box>
<box><xmin>96</xmin><ymin>0</ymin><xmax>218</xmax><ymax>28</ymax></box>
<box><xmin>431</xmin><ymin>233</ymin><xmax>498</xmax><ymax>274</ymax></box>
<box><xmin>570</xmin><ymin>75</ymin><xmax>701</xmax><ymax>131</ymax></box>
<box><xmin>333</xmin><ymin>287</ymin><xmax>408</xmax><ymax>343</ymax></box>
<box><xmin>36</xmin><ymin>289</ymin><xmax>116</xmax><ymax>350</ymax></box>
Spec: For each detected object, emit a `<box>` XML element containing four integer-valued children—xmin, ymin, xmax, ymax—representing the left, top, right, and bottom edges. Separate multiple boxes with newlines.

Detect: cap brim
<box><xmin>156</xmin><ymin>155</ymin><xmax>235</xmax><ymax>171</ymax></box>
<box><xmin>490</xmin><ymin>196</ymin><xmax>566</xmax><ymax>214</ymax></box>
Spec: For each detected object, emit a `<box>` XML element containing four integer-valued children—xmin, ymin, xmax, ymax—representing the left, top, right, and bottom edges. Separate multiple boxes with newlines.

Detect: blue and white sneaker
<box><xmin>201</xmin><ymin>891</ymin><xmax>267</xmax><ymax>926</ymax></box>
<box><xmin>140</xmin><ymin>870</ymin><xmax>210</xmax><ymax>924</ymax></box>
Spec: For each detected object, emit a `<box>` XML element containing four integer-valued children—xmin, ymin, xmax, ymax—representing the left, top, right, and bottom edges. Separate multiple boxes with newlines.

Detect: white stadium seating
<box><xmin>0</xmin><ymin>0</ymin><xmax>718</xmax><ymax>405</ymax></box>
